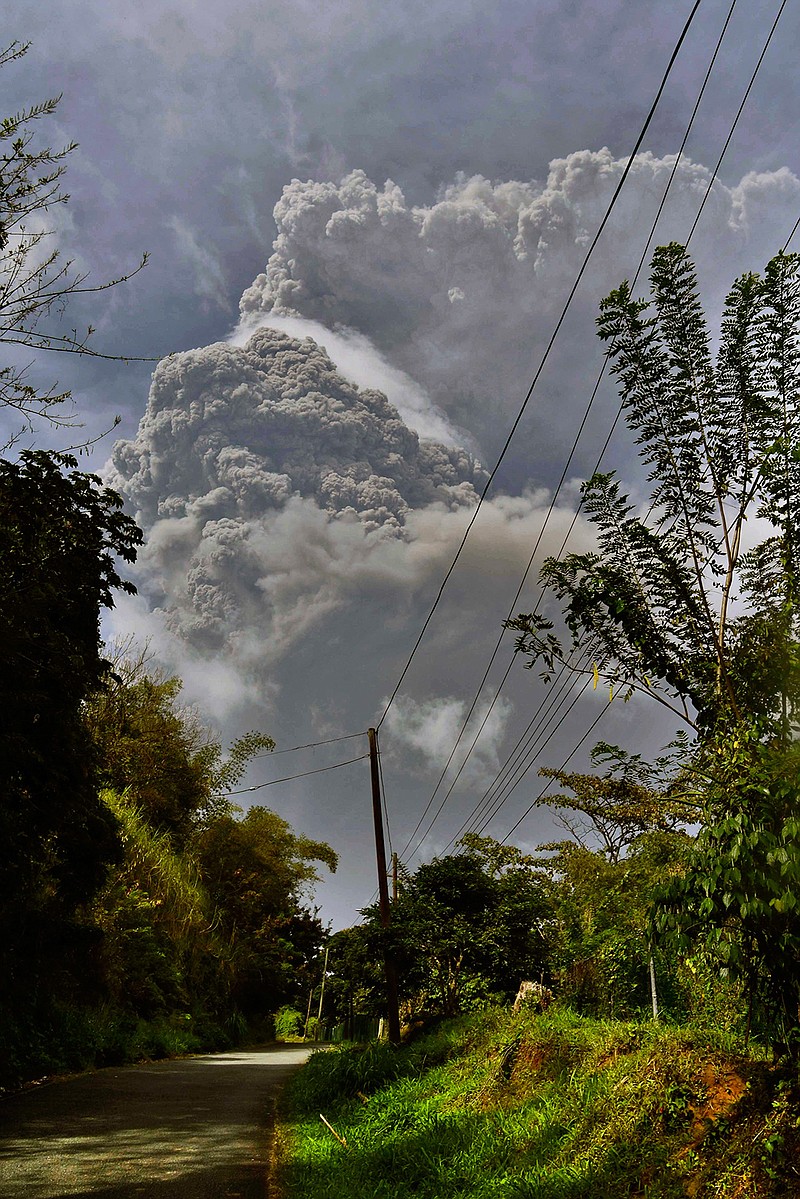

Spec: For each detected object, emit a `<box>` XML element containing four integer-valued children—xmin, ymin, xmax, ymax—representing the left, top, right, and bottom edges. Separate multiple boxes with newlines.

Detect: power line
<box><xmin>396</xmin><ymin>364</ymin><xmax>612</xmax><ymax>859</ymax></box>
<box><xmin>404</xmin><ymin>639</ymin><xmax>586</xmax><ymax>861</ymax></box>
<box><xmin>475</xmin><ymin>680</ymin><xmax>593</xmax><ymax>838</ymax></box>
<box><xmin>224</xmin><ymin>753</ymin><xmax>369</xmax><ymax>796</ymax></box>
<box><xmin>375</xmin><ymin>0</ymin><xmax>705</xmax><ymax>734</ymax></box>
<box><xmin>498</xmin><ymin>705</ymin><xmax>609</xmax><ymax>844</ymax></box>
<box><xmin>252</xmin><ymin>730</ymin><xmax>366</xmax><ymax>758</ymax></box>
<box><xmin>478</xmin><ymin>0</ymin><xmax>789</xmax><ymax>846</ymax></box>
<box><xmin>462</xmin><ymin>666</ymin><xmax>589</xmax><ymax>841</ymax></box>
<box><xmin>404</xmin><ymin>404</ymin><xmax>628</xmax><ymax>857</ymax></box>
<box><xmin>685</xmin><ymin>0</ymin><xmax>788</xmax><ymax>247</ymax></box>
<box><xmin>393</xmin><ymin>0</ymin><xmax>738</xmax><ymax>854</ymax></box>
<box><xmin>402</xmin><ymin>0</ymin><xmax>794</xmax><ymax>855</ymax></box>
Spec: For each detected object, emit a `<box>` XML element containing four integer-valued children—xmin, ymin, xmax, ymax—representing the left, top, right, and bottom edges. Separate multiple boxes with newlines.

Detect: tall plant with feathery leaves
<box><xmin>508</xmin><ymin>244</ymin><xmax>800</xmax><ymax>1047</ymax></box>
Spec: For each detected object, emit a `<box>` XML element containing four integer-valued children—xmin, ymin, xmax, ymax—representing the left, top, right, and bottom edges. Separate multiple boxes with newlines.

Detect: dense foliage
<box><xmin>0</xmin><ymin>451</ymin><xmax>142</xmax><ymax>1078</ymax></box>
<box><xmin>1</xmin><ymin>649</ymin><xmax>338</xmax><ymax>1088</ymax></box>
<box><xmin>508</xmin><ymin>244</ymin><xmax>800</xmax><ymax>1051</ymax></box>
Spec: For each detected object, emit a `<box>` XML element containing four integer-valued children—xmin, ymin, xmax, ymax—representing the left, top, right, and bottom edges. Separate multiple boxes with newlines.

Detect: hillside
<box><xmin>278</xmin><ymin>1007</ymin><xmax>800</xmax><ymax>1198</ymax></box>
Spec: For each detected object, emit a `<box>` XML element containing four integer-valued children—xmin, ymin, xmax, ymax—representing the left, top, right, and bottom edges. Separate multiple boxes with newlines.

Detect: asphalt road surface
<box><xmin>0</xmin><ymin>1045</ymin><xmax>315</xmax><ymax>1198</ymax></box>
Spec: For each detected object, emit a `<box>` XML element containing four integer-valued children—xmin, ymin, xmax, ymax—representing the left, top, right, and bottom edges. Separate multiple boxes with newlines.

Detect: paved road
<box><xmin>0</xmin><ymin>1045</ymin><xmax>314</xmax><ymax>1198</ymax></box>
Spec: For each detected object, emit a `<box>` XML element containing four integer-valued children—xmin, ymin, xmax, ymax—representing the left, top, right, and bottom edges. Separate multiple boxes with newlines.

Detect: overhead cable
<box><xmin>224</xmin><ymin>753</ymin><xmax>370</xmax><ymax>796</ymax></box>
<box><xmin>393</xmin><ymin>0</ymin><xmax>738</xmax><ymax>853</ymax></box>
<box><xmin>252</xmin><ymin>730</ymin><xmax>366</xmax><ymax>759</ymax></box>
<box><xmin>685</xmin><ymin>0</ymin><xmax>788</xmax><ymax>247</ymax></box>
<box><xmin>472</xmin><ymin>0</ymin><xmax>788</xmax><ymax>845</ymax></box>
<box><xmin>408</xmin><ymin>0</ymin><xmax>799</xmax><ymax>853</ymax></box>
<box><xmin>498</xmin><ymin>706</ymin><xmax>609</xmax><ymax>844</ymax></box>
<box><xmin>375</xmin><ymin>0</ymin><xmax>705</xmax><ymax>734</ymax></box>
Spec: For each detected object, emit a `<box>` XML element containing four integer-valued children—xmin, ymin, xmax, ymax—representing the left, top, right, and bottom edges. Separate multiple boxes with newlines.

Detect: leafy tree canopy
<box><xmin>0</xmin><ymin>451</ymin><xmax>141</xmax><ymax>910</ymax></box>
<box><xmin>509</xmin><ymin>243</ymin><xmax>800</xmax><ymax>1047</ymax></box>
<box><xmin>509</xmin><ymin>244</ymin><xmax>800</xmax><ymax>741</ymax></box>
<box><xmin>364</xmin><ymin>838</ymin><xmax>548</xmax><ymax>1017</ymax></box>
<box><xmin>85</xmin><ymin>652</ymin><xmax>275</xmax><ymax>843</ymax></box>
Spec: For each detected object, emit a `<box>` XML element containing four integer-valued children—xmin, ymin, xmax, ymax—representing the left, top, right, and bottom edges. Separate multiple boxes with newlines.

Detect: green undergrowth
<box><xmin>279</xmin><ymin>1007</ymin><xmax>800</xmax><ymax>1198</ymax></box>
<box><xmin>0</xmin><ymin>1001</ymin><xmax>249</xmax><ymax>1092</ymax></box>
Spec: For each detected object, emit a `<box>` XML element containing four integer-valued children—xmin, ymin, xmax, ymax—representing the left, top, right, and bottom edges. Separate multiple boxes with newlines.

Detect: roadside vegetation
<box><xmin>280</xmin><ymin>1009</ymin><xmax>800</xmax><ymax>1199</ymax></box>
<box><xmin>0</xmin><ymin>645</ymin><xmax>337</xmax><ymax>1091</ymax></box>
<box><xmin>283</xmin><ymin>244</ymin><xmax>800</xmax><ymax>1195</ymax></box>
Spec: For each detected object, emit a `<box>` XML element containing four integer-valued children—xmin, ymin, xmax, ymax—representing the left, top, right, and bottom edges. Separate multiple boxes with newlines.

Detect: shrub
<box><xmin>275</xmin><ymin>1006</ymin><xmax>305</xmax><ymax>1039</ymax></box>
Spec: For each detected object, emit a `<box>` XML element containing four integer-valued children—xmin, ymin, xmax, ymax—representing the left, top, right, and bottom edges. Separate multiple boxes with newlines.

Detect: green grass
<box><xmin>279</xmin><ymin>1007</ymin><xmax>800</xmax><ymax>1199</ymax></box>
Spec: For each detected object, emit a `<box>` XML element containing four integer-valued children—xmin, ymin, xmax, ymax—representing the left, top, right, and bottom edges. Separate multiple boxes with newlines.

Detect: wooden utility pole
<box><xmin>392</xmin><ymin>852</ymin><xmax>399</xmax><ymax>902</ymax></box>
<box><xmin>368</xmin><ymin>728</ymin><xmax>401</xmax><ymax>1043</ymax></box>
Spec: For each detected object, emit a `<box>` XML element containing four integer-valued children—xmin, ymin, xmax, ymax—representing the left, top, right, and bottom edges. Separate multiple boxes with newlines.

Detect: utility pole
<box><xmin>368</xmin><ymin>728</ymin><xmax>401</xmax><ymax>1043</ymax></box>
<box><xmin>392</xmin><ymin>852</ymin><xmax>399</xmax><ymax>902</ymax></box>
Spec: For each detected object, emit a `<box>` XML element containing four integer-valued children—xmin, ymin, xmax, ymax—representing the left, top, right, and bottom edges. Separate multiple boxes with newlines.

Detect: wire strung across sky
<box><xmin>398</xmin><ymin>0</ymin><xmax>793</xmax><ymax>862</ymax></box>
<box><xmin>445</xmin><ymin>663</ymin><xmax>591</xmax><ymax>851</ymax></box>
<box><xmin>223</xmin><ymin>1</ymin><xmax>793</xmax><ymax>869</ymax></box>
<box><xmin>251</xmin><ymin>731</ymin><xmax>366</xmax><ymax>758</ymax></box>
<box><xmin>499</xmin><ymin>706</ymin><xmax>610</xmax><ymax>845</ymax></box>
<box><xmin>224</xmin><ymin>752</ymin><xmax>370</xmax><ymax>796</ymax></box>
<box><xmin>685</xmin><ymin>0</ymin><xmax>788</xmax><ymax>249</ymax></box>
<box><xmin>483</xmin><ymin>1</ymin><xmax>793</xmax><ymax>851</ymax></box>
<box><xmin>374</xmin><ymin>0</ymin><xmax>705</xmax><ymax>736</ymax></box>
<box><xmin>398</xmin><ymin>0</ymin><xmax>743</xmax><ymax>860</ymax></box>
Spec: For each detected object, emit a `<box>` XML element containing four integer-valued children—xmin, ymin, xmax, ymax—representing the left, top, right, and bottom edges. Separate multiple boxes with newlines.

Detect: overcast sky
<box><xmin>7</xmin><ymin>1</ymin><xmax>800</xmax><ymax>928</ymax></box>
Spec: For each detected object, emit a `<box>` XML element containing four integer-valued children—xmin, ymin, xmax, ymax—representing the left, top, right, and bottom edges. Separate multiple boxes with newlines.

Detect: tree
<box><xmin>0</xmin><ymin>450</ymin><xmax>141</xmax><ymax>1010</ymax></box>
<box><xmin>84</xmin><ymin>652</ymin><xmax>274</xmax><ymax>844</ymax></box>
<box><xmin>368</xmin><ymin>838</ymin><xmax>548</xmax><ymax>1017</ymax></box>
<box><xmin>94</xmin><ymin>788</ymin><xmax>221</xmax><ymax>1019</ymax></box>
<box><xmin>0</xmin><ymin>40</ymin><xmax>148</xmax><ymax>442</ymax></box>
<box><xmin>530</xmin><ymin>745</ymin><xmax>693</xmax><ymax>1018</ymax></box>
<box><xmin>323</xmin><ymin>926</ymin><xmax>386</xmax><ymax>1028</ymax></box>
<box><xmin>538</xmin><ymin>740</ymin><xmax>693</xmax><ymax>864</ymax></box>
<box><xmin>509</xmin><ymin>244</ymin><xmax>800</xmax><ymax>738</ymax></box>
<box><xmin>508</xmin><ymin>244</ymin><xmax>800</xmax><ymax>1046</ymax></box>
<box><xmin>193</xmin><ymin>807</ymin><xmax>337</xmax><ymax>1017</ymax></box>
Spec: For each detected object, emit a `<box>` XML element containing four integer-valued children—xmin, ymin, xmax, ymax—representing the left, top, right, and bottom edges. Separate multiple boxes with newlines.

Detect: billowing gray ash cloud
<box><xmin>239</xmin><ymin>155</ymin><xmax>800</xmax><ymax>466</ymax></box>
<box><xmin>106</xmin><ymin>148</ymin><xmax>800</xmax><ymax>927</ymax></box>
<box><xmin>109</xmin><ymin>326</ymin><xmax>494</xmax><ymax>671</ymax></box>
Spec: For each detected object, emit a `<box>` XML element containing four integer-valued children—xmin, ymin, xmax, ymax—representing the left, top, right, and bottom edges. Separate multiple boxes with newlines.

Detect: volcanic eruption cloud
<box><xmin>108</xmin><ymin>150</ymin><xmax>800</xmax><ymax>803</ymax></box>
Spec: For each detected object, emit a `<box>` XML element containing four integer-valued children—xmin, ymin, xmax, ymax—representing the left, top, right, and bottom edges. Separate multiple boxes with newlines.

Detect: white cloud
<box><xmin>383</xmin><ymin>691</ymin><xmax>513</xmax><ymax>786</ymax></box>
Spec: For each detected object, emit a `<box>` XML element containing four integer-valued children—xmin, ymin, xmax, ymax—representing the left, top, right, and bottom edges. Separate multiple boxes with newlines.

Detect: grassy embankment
<box><xmin>277</xmin><ymin>1007</ymin><xmax>800</xmax><ymax>1198</ymax></box>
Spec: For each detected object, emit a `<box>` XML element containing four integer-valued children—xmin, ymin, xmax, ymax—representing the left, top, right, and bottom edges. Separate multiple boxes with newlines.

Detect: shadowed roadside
<box><xmin>0</xmin><ymin>1045</ymin><xmax>314</xmax><ymax>1198</ymax></box>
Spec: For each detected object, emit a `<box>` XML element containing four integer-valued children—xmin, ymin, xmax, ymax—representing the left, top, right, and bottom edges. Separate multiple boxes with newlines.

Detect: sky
<box><xmin>6</xmin><ymin>0</ymin><xmax>800</xmax><ymax>928</ymax></box>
